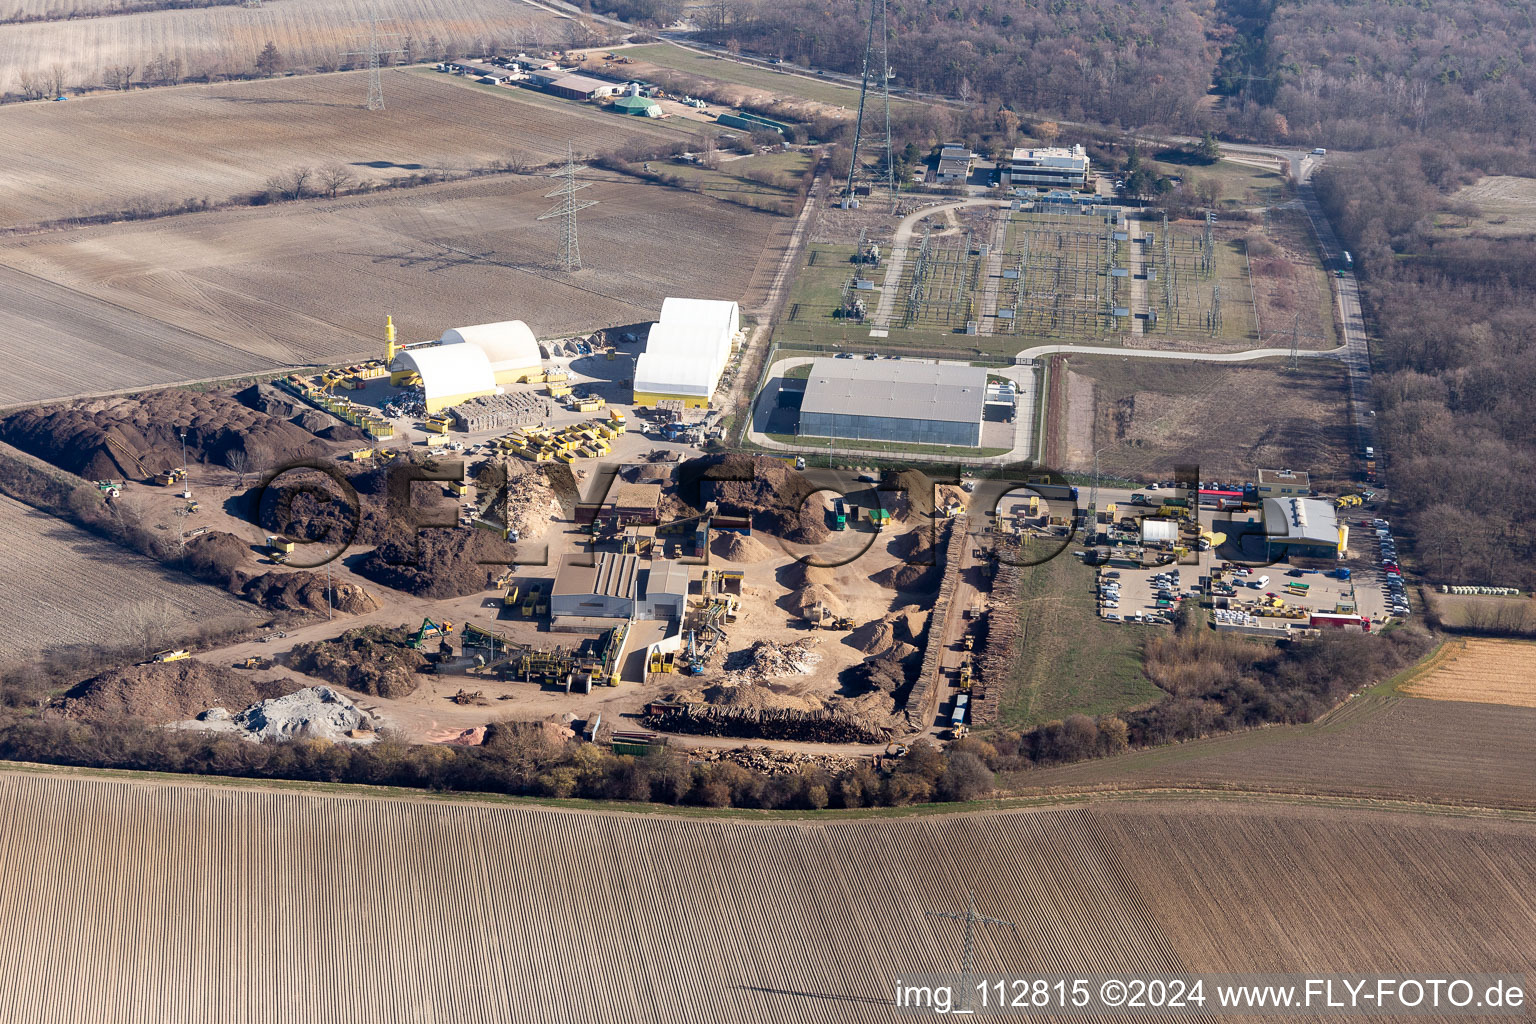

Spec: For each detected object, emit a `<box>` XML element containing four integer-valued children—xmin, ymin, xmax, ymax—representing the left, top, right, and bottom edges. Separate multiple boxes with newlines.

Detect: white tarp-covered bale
<box><xmin>440</xmin><ymin>321</ymin><xmax>543</xmax><ymax>384</ymax></box>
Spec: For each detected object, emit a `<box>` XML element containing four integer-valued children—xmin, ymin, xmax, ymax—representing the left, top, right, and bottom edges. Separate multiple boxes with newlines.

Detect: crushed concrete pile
<box><xmin>722</xmin><ymin>638</ymin><xmax>822</xmax><ymax>681</ymax></box>
<box><xmin>712</xmin><ymin>531</ymin><xmax>773</xmax><ymax>562</ymax></box>
<box><xmin>230</xmin><ymin>686</ymin><xmax>380</xmax><ymax>742</ymax></box>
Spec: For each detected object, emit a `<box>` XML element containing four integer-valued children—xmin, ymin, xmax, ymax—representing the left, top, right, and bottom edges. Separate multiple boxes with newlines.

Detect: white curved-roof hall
<box><xmin>390</xmin><ymin>344</ymin><xmax>496</xmax><ymax>405</ymax></box>
<box><xmin>440</xmin><ymin>321</ymin><xmax>542</xmax><ymax>379</ymax></box>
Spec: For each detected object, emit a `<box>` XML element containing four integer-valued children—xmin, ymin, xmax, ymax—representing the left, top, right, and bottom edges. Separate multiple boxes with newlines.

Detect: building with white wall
<box><xmin>632</xmin><ymin>298</ymin><xmax>741</xmax><ymax>409</ymax></box>
<box><xmin>1005</xmin><ymin>144</ymin><xmax>1090</xmax><ymax>189</ymax></box>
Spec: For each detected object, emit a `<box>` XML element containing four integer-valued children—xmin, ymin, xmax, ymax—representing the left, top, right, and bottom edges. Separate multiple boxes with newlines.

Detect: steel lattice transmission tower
<box><xmin>927</xmin><ymin>895</ymin><xmax>1020</xmax><ymax>1013</ymax></box>
<box><xmin>343</xmin><ymin>18</ymin><xmax>404</xmax><ymax>111</ymax></box>
<box><xmin>843</xmin><ymin>0</ymin><xmax>896</xmax><ymax>207</ymax></box>
<box><xmin>539</xmin><ymin>146</ymin><xmax>597</xmax><ymax>272</ymax></box>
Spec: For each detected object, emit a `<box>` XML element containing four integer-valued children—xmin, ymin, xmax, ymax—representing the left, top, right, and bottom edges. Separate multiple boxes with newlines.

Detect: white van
<box><xmin>1312</xmin><ymin>147</ymin><xmax>1327</xmax><ymax>156</ymax></box>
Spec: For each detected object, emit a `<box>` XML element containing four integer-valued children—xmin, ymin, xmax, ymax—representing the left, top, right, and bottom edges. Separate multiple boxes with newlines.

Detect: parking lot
<box><xmin>1086</xmin><ymin>487</ymin><xmax>1408</xmax><ymax>630</ymax></box>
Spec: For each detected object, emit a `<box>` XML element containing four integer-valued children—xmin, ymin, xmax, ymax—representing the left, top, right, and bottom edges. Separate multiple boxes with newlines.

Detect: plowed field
<box><xmin>0</xmin><ymin>496</ymin><xmax>261</xmax><ymax>663</ymax></box>
<box><xmin>0</xmin><ymin>772</ymin><xmax>1531</xmax><ymax>1023</ymax></box>
<box><xmin>1010</xmin><ymin>694</ymin><xmax>1536</xmax><ymax>811</ymax></box>
<box><xmin>0</xmin><ymin>172</ymin><xmax>787</xmax><ymax>406</ymax></box>
<box><xmin>1402</xmin><ymin>638</ymin><xmax>1536</xmax><ymax>708</ymax></box>
<box><xmin>0</xmin><ymin>70</ymin><xmax>708</xmax><ymax>228</ymax></box>
<box><xmin>0</xmin><ymin>0</ymin><xmax>567</xmax><ymax>98</ymax></box>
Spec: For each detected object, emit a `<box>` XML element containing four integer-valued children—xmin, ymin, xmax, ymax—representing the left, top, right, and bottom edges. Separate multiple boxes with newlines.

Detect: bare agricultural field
<box><xmin>0</xmin><ymin>69</ymin><xmax>709</xmax><ymax>228</ymax></box>
<box><xmin>1401</xmin><ymin>638</ymin><xmax>1536</xmax><ymax>708</ymax></box>
<box><xmin>1098</xmin><ymin>800</ymin><xmax>1536</xmax><ymax>979</ymax></box>
<box><xmin>0</xmin><ymin>0</ymin><xmax>571</xmax><ymax>98</ymax></box>
<box><xmin>0</xmin><ymin>495</ymin><xmax>261</xmax><ymax>664</ymax></box>
<box><xmin>1056</xmin><ymin>356</ymin><xmax>1352</xmax><ymax>484</ymax></box>
<box><xmin>1442</xmin><ymin>175</ymin><xmax>1536</xmax><ymax>237</ymax></box>
<box><xmin>2</xmin><ymin>769</ymin><xmax>1533</xmax><ymax>1022</ymax></box>
<box><xmin>0</xmin><ymin>173</ymin><xmax>786</xmax><ymax>405</ymax></box>
<box><xmin>1011</xmin><ymin>694</ymin><xmax>1536</xmax><ymax>811</ymax></box>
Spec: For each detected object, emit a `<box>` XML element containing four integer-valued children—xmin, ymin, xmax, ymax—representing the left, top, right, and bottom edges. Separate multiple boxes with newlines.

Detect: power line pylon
<box><xmin>927</xmin><ymin>894</ymin><xmax>1019</xmax><ymax>1013</ymax></box>
<box><xmin>538</xmin><ymin>146</ymin><xmax>597</xmax><ymax>272</ymax></box>
<box><xmin>843</xmin><ymin>0</ymin><xmax>895</xmax><ymax>208</ymax></box>
<box><xmin>343</xmin><ymin>17</ymin><xmax>404</xmax><ymax>111</ymax></box>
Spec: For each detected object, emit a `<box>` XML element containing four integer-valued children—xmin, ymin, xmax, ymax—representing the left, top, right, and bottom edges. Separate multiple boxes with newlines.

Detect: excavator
<box><xmin>405</xmin><ymin>617</ymin><xmax>454</xmax><ymax>649</ymax></box>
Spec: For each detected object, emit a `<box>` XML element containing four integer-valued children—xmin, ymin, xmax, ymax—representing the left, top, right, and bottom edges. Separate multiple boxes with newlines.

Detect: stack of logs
<box><xmin>642</xmin><ymin>703</ymin><xmax>890</xmax><ymax>744</ymax></box>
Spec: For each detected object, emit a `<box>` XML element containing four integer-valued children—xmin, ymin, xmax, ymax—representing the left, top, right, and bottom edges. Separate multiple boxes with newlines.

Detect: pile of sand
<box><xmin>701</xmin><ymin>684</ymin><xmax>821</xmax><ymax>712</ymax></box>
<box><xmin>712</xmin><ymin>531</ymin><xmax>773</xmax><ymax>562</ymax></box>
<box><xmin>791</xmin><ymin>583</ymin><xmax>846</xmax><ymax>621</ymax></box>
<box><xmin>782</xmin><ymin>561</ymin><xmax>837</xmax><ymax>589</ymax></box>
<box><xmin>872</xmin><ymin>528</ymin><xmax>942</xmax><ymax>591</ymax></box>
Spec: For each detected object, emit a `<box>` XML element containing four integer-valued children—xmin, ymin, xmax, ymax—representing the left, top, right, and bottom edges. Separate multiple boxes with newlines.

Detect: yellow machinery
<box><xmin>1335</xmin><ymin>494</ymin><xmax>1363</xmax><ymax>509</ymax></box>
<box><xmin>152</xmin><ymin>467</ymin><xmax>186</xmax><ymax>487</ymax></box>
<box><xmin>151</xmin><ymin>649</ymin><xmax>190</xmax><ymax>664</ymax></box>
<box><xmin>958</xmin><ymin>659</ymin><xmax>972</xmax><ymax>689</ymax></box>
<box><xmin>348</xmin><ymin>448</ymin><xmax>374</xmax><ymax>461</ymax></box>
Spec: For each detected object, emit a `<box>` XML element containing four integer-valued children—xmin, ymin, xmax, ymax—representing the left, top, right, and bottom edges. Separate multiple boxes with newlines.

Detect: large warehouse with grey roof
<box><xmin>797</xmin><ymin>358</ymin><xmax>987</xmax><ymax>447</ymax></box>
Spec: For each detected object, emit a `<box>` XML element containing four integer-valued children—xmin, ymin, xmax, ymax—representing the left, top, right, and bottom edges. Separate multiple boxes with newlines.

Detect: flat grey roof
<box><xmin>1257</xmin><ymin>468</ymin><xmax>1311</xmax><ymax>487</ymax></box>
<box><xmin>799</xmin><ymin>358</ymin><xmax>987</xmax><ymax>424</ymax></box>
<box><xmin>1263</xmin><ymin>497</ymin><xmax>1338</xmax><ymax>545</ymax></box>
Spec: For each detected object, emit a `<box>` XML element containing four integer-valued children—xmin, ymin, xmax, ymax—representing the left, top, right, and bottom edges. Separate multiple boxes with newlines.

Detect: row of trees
<box><xmin>0</xmin><ymin>694</ymin><xmax>994</xmax><ymax>809</ymax></box>
<box><xmin>1313</xmin><ymin>138</ymin><xmax>1536</xmax><ymax>590</ymax></box>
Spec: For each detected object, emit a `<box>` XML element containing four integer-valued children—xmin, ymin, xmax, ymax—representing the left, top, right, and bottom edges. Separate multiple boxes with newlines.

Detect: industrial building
<box><xmin>387</xmin><ymin>320</ymin><xmax>545</xmax><ymax>414</ymax></box>
<box><xmin>1005</xmin><ymin>144</ymin><xmax>1091</xmax><ymax>189</ymax></box>
<box><xmin>632</xmin><ymin>298</ymin><xmax>741</xmax><ymax>409</ymax></box>
<box><xmin>797</xmin><ymin>358</ymin><xmax>987</xmax><ymax>447</ymax></box>
<box><xmin>551</xmin><ymin>553</ymin><xmax>689</xmax><ymax>624</ymax></box>
<box><xmin>1255</xmin><ymin>468</ymin><xmax>1311</xmax><ymax>498</ymax></box>
<box><xmin>532</xmin><ymin>71</ymin><xmax>618</xmax><ymax>100</ymax></box>
<box><xmin>935</xmin><ymin>143</ymin><xmax>973</xmax><ymax>184</ymax></box>
<box><xmin>1262</xmin><ymin>496</ymin><xmax>1344</xmax><ymax>560</ymax></box>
